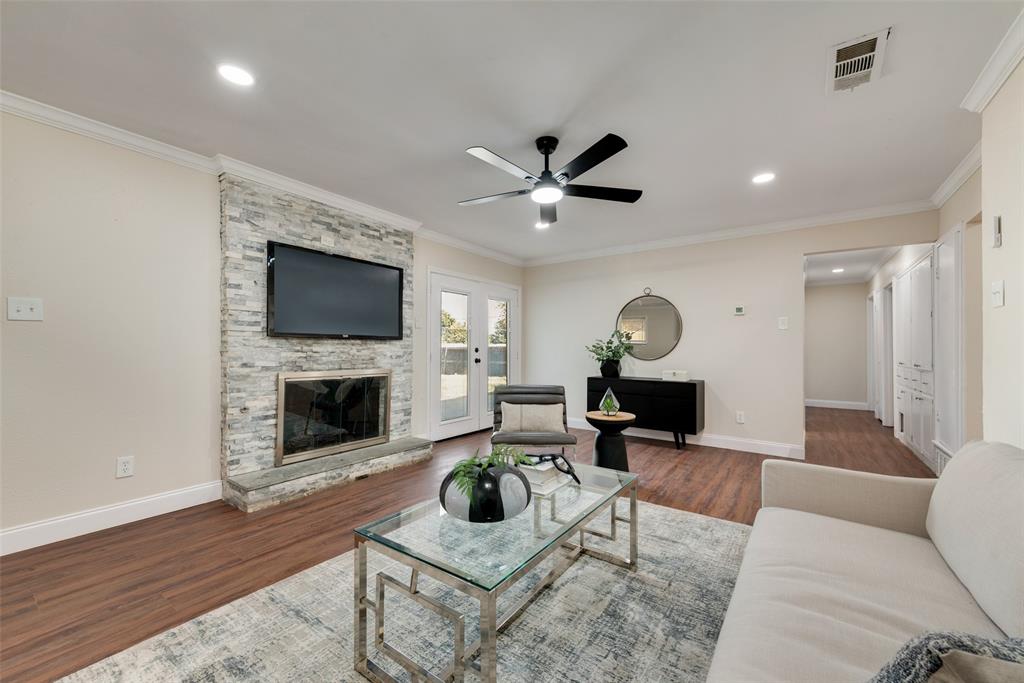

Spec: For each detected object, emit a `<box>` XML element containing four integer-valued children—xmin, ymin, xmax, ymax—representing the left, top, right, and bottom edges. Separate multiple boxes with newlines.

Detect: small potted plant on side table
<box><xmin>585</xmin><ymin>330</ymin><xmax>634</xmax><ymax>378</ymax></box>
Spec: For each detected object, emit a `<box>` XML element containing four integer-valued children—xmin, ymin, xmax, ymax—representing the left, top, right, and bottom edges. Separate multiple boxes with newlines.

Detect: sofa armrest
<box><xmin>761</xmin><ymin>460</ymin><xmax>937</xmax><ymax>538</ymax></box>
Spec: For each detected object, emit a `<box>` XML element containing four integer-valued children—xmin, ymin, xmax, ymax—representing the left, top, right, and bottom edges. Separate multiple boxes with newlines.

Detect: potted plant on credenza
<box><xmin>585</xmin><ymin>330</ymin><xmax>634</xmax><ymax>378</ymax></box>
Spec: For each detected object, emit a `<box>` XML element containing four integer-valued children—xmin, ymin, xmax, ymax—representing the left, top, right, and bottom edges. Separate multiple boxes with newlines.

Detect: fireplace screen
<box><xmin>276</xmin><ymin>370</ymin><xmax>390</xmax><ymax>466</ymax></box>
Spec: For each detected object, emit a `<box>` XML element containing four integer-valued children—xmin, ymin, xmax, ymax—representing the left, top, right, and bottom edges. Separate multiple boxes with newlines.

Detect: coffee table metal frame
<box><xmin>353</xmin><ymin>477</ymin><xmax>638</xmax><ymax>683</ymax></box>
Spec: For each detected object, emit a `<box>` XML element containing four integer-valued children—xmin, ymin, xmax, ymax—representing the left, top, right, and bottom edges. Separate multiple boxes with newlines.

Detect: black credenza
<box><xmin>587</xmin><ymin>376</ymin><xmax>705</xmax><ymax>449</ymax></box>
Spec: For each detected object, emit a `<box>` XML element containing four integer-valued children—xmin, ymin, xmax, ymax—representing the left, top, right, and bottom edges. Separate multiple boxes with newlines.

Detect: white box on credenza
<box><xmin>661</xmin><ymin>370</ymin><xmax>689</xmax><ymax>382</ymax></box>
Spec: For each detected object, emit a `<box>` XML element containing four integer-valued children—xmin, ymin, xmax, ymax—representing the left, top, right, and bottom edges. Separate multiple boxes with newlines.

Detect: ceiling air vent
<box><xmin>827</xmin><ymin>27</ymin><xmax>891</xmax><ymax>93</ymax></box>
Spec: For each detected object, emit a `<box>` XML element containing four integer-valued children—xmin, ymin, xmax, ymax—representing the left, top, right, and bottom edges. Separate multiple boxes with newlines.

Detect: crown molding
<box><xmin>0</xmin><ymin>90</ymin><xmax>218</xmax><ymax>174</ymax></box>
<box><xmin>961</xmin><ymin>9</ymin><xmax>1024</xmax><ymax>113</ymax></box>
<box><xmin>214</xmin><ymin>155</ymin><xmax>421</xmax><ymax>232</ymax></box>
<box><xmin>415</xmin><ymin>228</ymin><xmax>525</xmax><ymax>266</ymax></box>
<box><xmin>1</xmin><ymin>90</ymin><xmax>422</xmax><ymax>232</ymax></box>
<box><xmin>523</xmin><ymin>199</ymin><xmax>936</xmax><ymax>267</ymax></box>
<box><xmin>931</xmin><ymin>141</ymin><xmax>982</xmax><ymax>208</ymax></box>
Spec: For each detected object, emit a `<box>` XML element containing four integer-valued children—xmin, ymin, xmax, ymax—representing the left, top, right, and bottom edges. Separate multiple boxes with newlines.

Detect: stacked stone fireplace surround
<box><xmin>219</xmin><ymin>174</ymin><xmax>431</xmax><ymax>512</ymax></box>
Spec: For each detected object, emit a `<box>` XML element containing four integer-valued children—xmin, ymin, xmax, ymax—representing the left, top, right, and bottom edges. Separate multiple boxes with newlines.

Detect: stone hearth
<box><xmin>219</xmin><ymin>174</ymin><xmax>430</xmax><ymax>510</ymax></box>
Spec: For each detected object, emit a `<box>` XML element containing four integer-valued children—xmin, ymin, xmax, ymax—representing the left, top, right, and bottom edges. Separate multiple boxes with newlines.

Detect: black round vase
<box><xmin>599</xmin><ymin>360</ymin><xmax>621</xmax><ymax>378</ymax></box>
<box><xmin>439</xmin><ymin>465</ymin><xmax>531</xmax><ymax>523</ymax></box>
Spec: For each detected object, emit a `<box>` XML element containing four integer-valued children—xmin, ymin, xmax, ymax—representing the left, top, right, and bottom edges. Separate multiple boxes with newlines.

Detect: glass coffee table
<box><xmin>353</xmin><ymin>463</ymin><xmax>638</xmax><ymax>683</ymax></box>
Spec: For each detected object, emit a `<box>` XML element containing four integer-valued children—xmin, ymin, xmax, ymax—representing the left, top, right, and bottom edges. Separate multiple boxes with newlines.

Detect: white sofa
<box><xmin>707</xmin><ymin>441</ymin><xmax>1023</xmax><ymax>683</ymax></box>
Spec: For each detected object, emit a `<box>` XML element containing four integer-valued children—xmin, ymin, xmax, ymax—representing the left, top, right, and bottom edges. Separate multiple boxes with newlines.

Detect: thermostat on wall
<box><xmin>734</xmin><ymin>305</ymin><xmax>745</xmax><ymax>316</ymax></box>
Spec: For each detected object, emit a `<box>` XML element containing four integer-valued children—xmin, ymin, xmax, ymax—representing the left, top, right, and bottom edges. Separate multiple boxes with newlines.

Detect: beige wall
<box><xmin>804</xmin><ymin>283</ymin><xmax>867</xmax><ymax>404</ymax></box>
<box><xmin>981</xmin><ymin>61</ymin><xmax>1024</xmax><ymax>447</ymax></box>
<box><xmin>964</xmin><ymin>220</ymin><xmax>984</xmax><ymax>442</ymax></box>
<box><xmin>411</xmin><ymin>236</ymin><xmax>524</xmax><ymax>436</ymax></box>
<box><xmin>939</xmin><ymin>169</ymin><xmax>982</xmax><ymax>230</ymax></box>
<box><xmin>1</xmin><ymin>114</ymin><xmax>221</xmax><ymax>528</ymax></box>
<box><xmin>524</xmin><ymin>211</ymin><xmax>938</xmax><ymax>449</ymax></box>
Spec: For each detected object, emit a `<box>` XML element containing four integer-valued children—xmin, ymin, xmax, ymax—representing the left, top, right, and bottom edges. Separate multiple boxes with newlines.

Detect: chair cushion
<box><xmin>706</xmin><ymin>508</ymin><xmax>1005</xmax><ymax>683</ymax></box>
<box><xmin>926</xmin><ymin>441</ymin><xmax>1024</xmax><ymax>637</ymax></box>
<box><xmin>490</xmin><ymin>431</ymin><xmax>577</xmax><ymax>446</ymax></box>
<box><xmin>498</xmin><ymin>402</ymin><xmax>566</xmax><ymax>434</ymax></box>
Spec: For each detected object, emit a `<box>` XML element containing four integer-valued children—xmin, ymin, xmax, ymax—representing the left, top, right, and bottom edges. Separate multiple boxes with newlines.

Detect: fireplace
<box><xmin>275</xmin><ymin>369</ymin><xmax>391</xmax><ymax>466</ymax></box>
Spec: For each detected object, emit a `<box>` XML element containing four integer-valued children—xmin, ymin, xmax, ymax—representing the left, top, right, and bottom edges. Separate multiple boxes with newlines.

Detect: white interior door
<box><xmin>934</xmin><ymin>225</ymin><xmax>963</xmax><ymax>454</ymax></box>
<box><xmin>866</xmin><ymin>294</ymin><xmax>876</xmax><ymax>414</ymax></box>
<box><xmin>429</xmin><ymin>271</ymin><xmax>520</xmax><ymax>440</ymax></box>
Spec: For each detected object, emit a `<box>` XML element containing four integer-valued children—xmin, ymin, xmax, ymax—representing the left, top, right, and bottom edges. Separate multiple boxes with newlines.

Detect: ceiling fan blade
<box><xmin>540</xmin><ymin>203</ymin><xmax>557</xmax><ymax>225</ymax></box>
<box><xmin>458</xmin><ymin>189</ymin><xmax>530</xmax><ymax>206</ymax></box>
<box><xmin>563</xmin><ymin>184</ymin><xmax>642</xmax><ymax>203</ymax></box>
<box><xmin>466</xmin><ymin>147</ymin><xmax>539</xmax><ymax>183</ymax></box>
<box><xmin>553</xmin><ymin>133</ymin><xmax>627</xmax><ymax>182</ymax></box>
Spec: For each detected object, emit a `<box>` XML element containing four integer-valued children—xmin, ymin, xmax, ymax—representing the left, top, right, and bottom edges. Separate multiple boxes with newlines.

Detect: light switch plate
<box><xmin>7</xmin><ymin>297</ymin><xmax>44</xmax><ymax>321</ymax></box>
<box><xmin>777</xmin><ymin>316</ymin><xmax>789</xmax><ymax>330</ymax></box>
<box><xmin>992</xmin><ymin>280</ymin><xmax>1005</xmax><ymax>308</ymax></box>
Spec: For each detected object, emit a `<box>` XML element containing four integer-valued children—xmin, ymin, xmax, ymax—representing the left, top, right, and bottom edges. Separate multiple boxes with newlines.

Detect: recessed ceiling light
<box><xmin>535</xmin><ymin>221</ymin><xmax>550</xmax><ymax>229</ymax></box>
<box><xmin>832</xmin><ymin>268</ymin><xmax>845</xmax><ymax>273</ymax></box>
<box><xmin>217</xmin><ymin>64</ymin><xmax>254</xmax><ymax>87</ymax></box>
<box><xmin>752</xmin><ymin>172</ymin><xmax>776</xmax><ymax>184</ymax></box>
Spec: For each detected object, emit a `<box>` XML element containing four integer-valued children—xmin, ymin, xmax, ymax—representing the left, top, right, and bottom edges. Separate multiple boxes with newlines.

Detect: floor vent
<box><xmin>828</xmin><ymin>28</ymin><xmax>891</xmax><ymax>93</ymax></box>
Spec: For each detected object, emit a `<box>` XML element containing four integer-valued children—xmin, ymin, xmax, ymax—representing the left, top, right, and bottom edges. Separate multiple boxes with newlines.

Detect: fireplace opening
<box><xmin>275</xmin><ymin>370</ymin><xmax>390</xmax><ymax>466</ymax></box>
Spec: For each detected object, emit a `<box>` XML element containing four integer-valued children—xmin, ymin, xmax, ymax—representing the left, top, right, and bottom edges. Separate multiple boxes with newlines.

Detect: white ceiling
<box><xmin>1</xmin><ymin>2</ymin><xmax>1018</xmax><ymax>262</ymax></box>
<box><xmin>804</xmin><ymin>246</ymin><xmax>900</xmax><ymax>286</ymax></box>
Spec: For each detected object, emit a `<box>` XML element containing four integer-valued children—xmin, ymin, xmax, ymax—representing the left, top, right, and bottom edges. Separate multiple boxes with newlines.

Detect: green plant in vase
<box><xmin>585</xmin><ymin>330</ymin><xmax>633</xmax><ymax>378</ymax></box>
<box><xmin>599</xmin><ymin>387</ymin><xmax>620</xmax><ymax>415</ymax></box>
<box><xmin>439</xmin><ymin>445</ymin><xmax>535</xmax><ymax>523</ymax></box>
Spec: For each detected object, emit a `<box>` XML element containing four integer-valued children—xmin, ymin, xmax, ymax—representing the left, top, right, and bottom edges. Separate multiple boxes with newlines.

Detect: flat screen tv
<box><xmin>267</xmin><ymin>241</ymin><xmax>403</xmax><ymax>339</ymax></box>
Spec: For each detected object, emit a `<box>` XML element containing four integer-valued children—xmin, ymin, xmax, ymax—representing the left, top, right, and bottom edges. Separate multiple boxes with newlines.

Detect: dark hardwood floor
<box><xmin>0</xmin><ymin>408</ymin><xmax>930</xmax><ymax>682</ymax></box>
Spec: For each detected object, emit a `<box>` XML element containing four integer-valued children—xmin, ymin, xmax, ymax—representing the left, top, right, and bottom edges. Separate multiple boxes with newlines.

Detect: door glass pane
<box><xmin>487</xmin><ymin>298</ymin><xmax>509</xmax><ymax>411</ymax></box>
<box><xmin>440</xmin><ymin>291</ymin><xmax>469</xmax><ymax>421</ymax></box>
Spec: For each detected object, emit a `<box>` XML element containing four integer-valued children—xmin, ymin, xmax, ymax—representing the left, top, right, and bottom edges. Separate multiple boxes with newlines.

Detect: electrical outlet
<box><xmin>116</xmin><ymin>456</ymin><xmax>134</xmax><ymax>478</ymax></box>
<box><xmin>735</xmin><ymin>411</ymin><xmax>745</xmax><ymax>424</ymax></box>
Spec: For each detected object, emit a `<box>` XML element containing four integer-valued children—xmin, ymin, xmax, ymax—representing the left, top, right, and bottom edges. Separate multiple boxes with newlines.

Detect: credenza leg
<box><xmin>673</xmin><ymin>432</ymin><xmax>681</xmax><ymax>450</ymax></box>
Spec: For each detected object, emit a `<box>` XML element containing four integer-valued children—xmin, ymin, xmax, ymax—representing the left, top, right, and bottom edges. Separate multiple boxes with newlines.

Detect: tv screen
<box><xmin>267</xmin><ymin>241</ymin><xmax>403</xmax><ymax>339</ymax></box>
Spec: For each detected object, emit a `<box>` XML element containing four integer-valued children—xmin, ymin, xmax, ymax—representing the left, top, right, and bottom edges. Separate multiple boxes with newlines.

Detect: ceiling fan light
<box><xmin>530</xmin><ymin>185</ymin><xmax>563</xmax><ymax>204</ymax></box>
<box><xmin>535</xmin><ymin>221</ymin><xmax>550</xmax><ymax>229</ymax></box>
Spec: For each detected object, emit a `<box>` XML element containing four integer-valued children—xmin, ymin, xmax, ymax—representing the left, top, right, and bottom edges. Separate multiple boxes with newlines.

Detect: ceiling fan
<box><xmin>458</xmin><ymin>134</ymin><xmax>642</xmax><ymax>228</ymax></box>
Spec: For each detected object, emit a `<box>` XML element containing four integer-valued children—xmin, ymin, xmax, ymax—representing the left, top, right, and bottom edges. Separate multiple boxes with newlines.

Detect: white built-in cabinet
<box><xmin>910</xmin><ymin>258</ymin><xmax>933</xmax><ymax>371</ymax></box>
<box><xmin>891</xmin><ymin>226</ymin><xmax>965</xmax><ymax>476</ymax></box>
<box><xmin>893</xmin><ymin>254</ymin><xmax>936</xmax><ymax>470</ymax></box>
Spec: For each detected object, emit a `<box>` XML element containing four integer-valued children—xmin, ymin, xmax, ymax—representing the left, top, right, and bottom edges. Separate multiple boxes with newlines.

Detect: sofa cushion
<box><xmin>926</xmin><ymin>441</ymin><xmax>1024</xmax><ymax>637</ymax></box>
<box><xmin>706</xmin><ymin>508</ymin><xmax>1005</xmax><ymax>683</ymax></box>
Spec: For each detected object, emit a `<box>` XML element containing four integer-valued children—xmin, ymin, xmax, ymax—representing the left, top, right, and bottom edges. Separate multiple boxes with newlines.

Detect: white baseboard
<box><xmin>804</xmin><ymin>399</ymin><xmax>870</xmax><ymax>410</ymax></box>
<box><xmin>566</xmin><ymin>418</ymin><xmax>805</xmax><ymax>460</ymax></box>
<box><xmin>0</xmin><ymin>480</ymin><xmax>222</xmax><ymax>556</ymax></box>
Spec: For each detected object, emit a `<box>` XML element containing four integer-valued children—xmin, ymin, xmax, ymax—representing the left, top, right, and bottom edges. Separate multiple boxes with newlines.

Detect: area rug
<box><xmin>61</xmin><ymin>502</ymin><xmax>749</xmax><ymax>682</ymax></box>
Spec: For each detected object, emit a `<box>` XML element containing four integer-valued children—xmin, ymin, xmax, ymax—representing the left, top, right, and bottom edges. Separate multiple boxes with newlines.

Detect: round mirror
<box><xmin>616</xmin><ymin>294</ymin><xmax>682</xmax><ymax>361</ymax></box>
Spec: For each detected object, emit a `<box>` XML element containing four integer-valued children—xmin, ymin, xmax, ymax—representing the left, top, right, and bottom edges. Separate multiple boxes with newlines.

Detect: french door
<box><xmin>429</xmin><ymin>271</ymin><xmax>520</xmax><ymax>440</ymax></box>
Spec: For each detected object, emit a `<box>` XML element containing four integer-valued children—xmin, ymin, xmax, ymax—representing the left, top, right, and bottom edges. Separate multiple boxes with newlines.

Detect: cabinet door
<box><xmin>910</xmin><ymin>257</ymin><xmax>933</xmax><ymax>371</ymax></box>
<box><xmin>893</xmin><ymin>274</ymin><xmax>911</xmax><ymax>369</ymax></box>
<box><xmin>919</xmin><ymin>394</ymin><xmax>935</xmax><ymax>464</ymax></box>
<box><xmin>895</xmin><ymin>388</ymin><xmax>908</xmax><ymax>440</ymax></box>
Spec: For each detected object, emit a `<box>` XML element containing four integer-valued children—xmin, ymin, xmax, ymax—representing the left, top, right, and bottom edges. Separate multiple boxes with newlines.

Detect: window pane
<box><xmin>440</xmin><ymin>291</ymin><xmax>469</xmax><ymax>421</ymax></box>
<box><xmin>487</xmin><ymin>298</ymin><xmax>508</xmax><ymax>411</ymax></box>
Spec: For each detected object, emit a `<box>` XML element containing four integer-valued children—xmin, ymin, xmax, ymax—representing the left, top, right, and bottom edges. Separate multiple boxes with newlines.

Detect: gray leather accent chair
<box><xmin>491</xmin><ymin>385</ymin><xmax>577</xmax><ymax>456</ymax></box>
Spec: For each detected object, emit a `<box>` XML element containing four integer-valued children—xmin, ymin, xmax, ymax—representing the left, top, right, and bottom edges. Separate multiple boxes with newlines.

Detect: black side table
<box><xmin>585</xmin><ymin>411</ymin><xmax>636</xmax><ymax>472</ymax></box>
